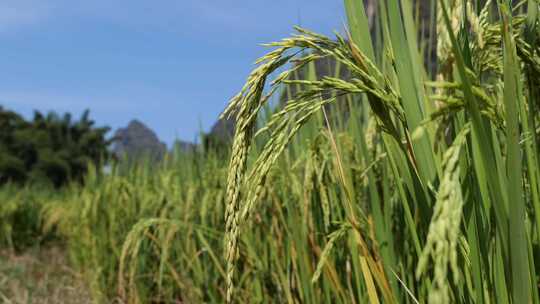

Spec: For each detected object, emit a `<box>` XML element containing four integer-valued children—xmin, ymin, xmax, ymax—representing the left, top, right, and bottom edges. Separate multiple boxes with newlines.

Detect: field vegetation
<box><xmin>3</xmin><ymin>0</ymin><xmax>540</xmax><ymax>303</ymax></box>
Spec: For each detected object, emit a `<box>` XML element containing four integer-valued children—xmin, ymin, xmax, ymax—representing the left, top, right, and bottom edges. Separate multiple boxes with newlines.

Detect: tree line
<box><xmin>0</xmin><ymin>106</ymin><xmax>112</xmax><ymax>187</ymax></box>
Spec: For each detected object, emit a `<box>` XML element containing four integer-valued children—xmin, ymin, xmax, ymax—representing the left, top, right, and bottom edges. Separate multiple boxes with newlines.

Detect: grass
<box><xmin>2</xmin><ymin>0</ymin><xmax>540</xmax><ymax>303</ymax></box>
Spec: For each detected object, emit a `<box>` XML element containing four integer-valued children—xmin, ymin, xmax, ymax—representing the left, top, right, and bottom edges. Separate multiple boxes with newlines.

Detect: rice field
<box><xmin>3</xmin><ymin>0</ymin><xmax>540</xmax><ymax>303</ymax></box>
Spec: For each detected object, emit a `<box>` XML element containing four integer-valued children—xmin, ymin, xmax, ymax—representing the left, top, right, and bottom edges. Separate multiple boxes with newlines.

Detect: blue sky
<box><xmin>0</xmin><ymin>1</ymin><xmax>345</xmax><ymax>146</ymax></box>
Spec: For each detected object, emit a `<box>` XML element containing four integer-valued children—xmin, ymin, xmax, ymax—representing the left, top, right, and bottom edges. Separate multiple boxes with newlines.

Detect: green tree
<box><xmin>0</xmin><ymin>107</ymin><xmax>112</xmax><ymax>187</ymax></box>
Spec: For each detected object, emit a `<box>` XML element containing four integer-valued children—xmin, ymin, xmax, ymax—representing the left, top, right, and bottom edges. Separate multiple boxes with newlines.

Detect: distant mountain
<box><xmin>204</xmin><ymin>113</ymin><xmax>235</xmax><ymax>151</ymax></box>
<box><xmin>113</xmin><ymin>120</ymin><xmax>197</xmax><ymax>162</ymax></box>
<box><xmin>113</xmin><ymin>120</ymin><xmax>167</xmax><ymax>162</ymax></box>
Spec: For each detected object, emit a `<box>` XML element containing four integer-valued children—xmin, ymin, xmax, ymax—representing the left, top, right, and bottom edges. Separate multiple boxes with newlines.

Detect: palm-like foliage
<box><xmin>0</xmin><ymin>108</ymin><xmax>112</xmax><ymax>187</ymax></box>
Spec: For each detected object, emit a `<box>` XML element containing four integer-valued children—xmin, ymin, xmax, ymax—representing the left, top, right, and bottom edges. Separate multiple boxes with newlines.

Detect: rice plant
<box><xmin>221</xmin><ymin>0</ymin><xmax>540</xmax><ymax>302</ymax></box>
<box><xmin>16</xmin><ymin>0</ymin><xmax>540</xmax><ymax>303</ymax></box>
